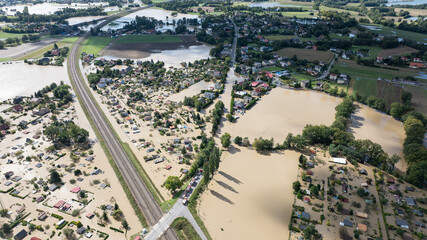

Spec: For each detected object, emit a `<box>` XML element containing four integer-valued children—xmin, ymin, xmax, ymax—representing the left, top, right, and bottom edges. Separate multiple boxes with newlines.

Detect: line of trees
<box><xmin>211</xmin><ymin>101</ymin><xmax>224</xmax><ymax>134</ymax></box>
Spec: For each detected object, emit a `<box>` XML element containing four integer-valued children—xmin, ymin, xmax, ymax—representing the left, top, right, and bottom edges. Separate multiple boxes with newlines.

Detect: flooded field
<box><xmin>198</xmin><ymin>148</ymin><xmax>300</xmax><ymax>240</ymax></box>
<box><xmin>0</xmin><ymin>62</ymin><xmax>69</xmax><ymax>101</ymax></box>
<box><xmin>66</xmin><ymin>16</ymin><xmax>106</xmax><ymax>26</ymax></box>
<box><xmin>1</xmin><ymin>2</ymin><xmax>111</xmax><ymax>15</ymax></box>
<box><xmin>102</xmin><ymin>44</ymin><xmax>212</xmax><ymax>68</ymax></box>
<box><xmin>349</xmin><ymin>103</ymin><xmax>406</xmax><ymax>170</ymax></box>
<box><xmin>101</xmin><ymin>8</ymin><xmax>200</xmax><ymax>32</ymax></box>
<box><xmin>221</xmin><ymin>88</ymin><xmax>341</xmax><ymax>142</ymax></box>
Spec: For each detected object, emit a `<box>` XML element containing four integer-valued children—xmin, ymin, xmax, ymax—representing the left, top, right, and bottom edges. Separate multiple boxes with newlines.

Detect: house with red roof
<box><xmin>250</xmin><ymin>81</ymin><xmax>260</xmax><ymax>87</ymax></box>
<box><xmin>259</xmin><ymin>83</ymin><xmax>270</xmax><ymax>89</ymax></box>
<box><xmin>53</xmin><ymin>200</ymin><xmax>65</xmax><ymax>208</ymax></box>
<box><xmin>409</xmin><ymin>62</ymin><xmax>426</xmax><ymax>69</ymax></box>
<box><xmin>12</xmin><ymin>104</ymin><xmax>24</xmax><ymax>112</ymax></box>
<box><xmin>70</xmin><ymin>186</ymin><xmax>81</xmax><ymax>193</ymax></box>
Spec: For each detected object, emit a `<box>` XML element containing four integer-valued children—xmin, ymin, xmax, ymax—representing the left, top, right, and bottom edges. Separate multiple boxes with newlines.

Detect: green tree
<box><xmin>122</xmin><ymin>219</ymin><xmax>129</xmax><ymax>234</ymax></box>
<box><xmin>22</xmin><ymin>34</ymin><xmax>29</xmax><ymax>43</ymax></box>
<box><xmin>234</xmin><ymin>136</ymin><xmax>242</xmax><ymax>145</ymax></box>
<box><xmin>63</xmin><ymin>228</ymin><xmax>75</xmax><ymax>240</ymax></box>
<box><xmin>302</xmin><ymin>225</ymin><xmax>322</xmax><ymax>240</ymax></box>
<box><xmin>220</xmin><ymin>133</ymin><xmax>231</xmax><ymax>148</ymax></box>
<box><xmin>226</xmin><ymin>113</ymin><xmax>234</xmax><ymax>122</ymax></box>
<box><xmin>164</xmin><ymin>176</ymin><xmax>182</xmax><ymax>193</ymax></box>
<box><xmin>2</xmin><ymin>223</ymin><xmax>11</xmax><ymax>234</ymax></box>
<box><xmin>0</xmin><ymin>209</ymin><xmax>8</xmax><ymax>217</ymax></box>
<box><xmin>293</xmin><ymin>181</ymin><xmax>301</xmax><ymax>193</ymax></box>
<box><xmin>49</xmin><ymin>170</ymin><xmax>61</xmax><ymax>184</ymax></box>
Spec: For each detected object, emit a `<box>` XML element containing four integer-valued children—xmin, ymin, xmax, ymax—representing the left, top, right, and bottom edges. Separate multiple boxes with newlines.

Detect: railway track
<box><xmin>67</xmin><ymin>8</ymin><xmax>177</xmax><ymax>240</ymax></box>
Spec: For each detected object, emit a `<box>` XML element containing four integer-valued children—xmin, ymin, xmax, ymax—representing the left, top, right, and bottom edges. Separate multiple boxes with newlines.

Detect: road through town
<box><xmin>67</xmin><ymin>7</ymin><xmax>177</xmax><ymax>240</ymax></box>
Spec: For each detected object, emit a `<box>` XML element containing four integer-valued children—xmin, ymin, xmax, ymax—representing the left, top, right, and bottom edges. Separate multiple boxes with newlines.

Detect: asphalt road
<box><xmin>67</xmin><ymin>7</ymin><xmax>177</xmax><ymax>240</ymax></box>
<box><xmin>145</xmin><ymin>172</ymin><xmax>207</xmax><ymax>240</ymax></box>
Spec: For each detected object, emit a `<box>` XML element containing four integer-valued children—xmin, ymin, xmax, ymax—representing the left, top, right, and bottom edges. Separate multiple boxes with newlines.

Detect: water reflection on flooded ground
<box><xmin>0</xmin><ymin>62</ymin><xmax>69</xmax><ymax>101</ymax></box>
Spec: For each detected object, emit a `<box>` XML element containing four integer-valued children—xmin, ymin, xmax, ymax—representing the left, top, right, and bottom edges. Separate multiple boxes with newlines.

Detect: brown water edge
<box><xmin>349</xmin><ymin>103</ymin><xmax>407</xmax><ymax>171</ymax></box>
<box><xmin>101</xmin><ymin>36</ymin><xmax>202</xmax><ymax>59</ymax></box>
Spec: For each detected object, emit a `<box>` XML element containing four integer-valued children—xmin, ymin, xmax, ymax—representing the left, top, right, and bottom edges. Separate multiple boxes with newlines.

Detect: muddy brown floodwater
<box><xmin>349</xmin><ymin>103</ymin><xmax>406</xmax><ymax>171</ymax></box>
<box><xmin>221</xmin><ymin>88</ymin><xmax>341</xmax><ymax>142</ymax></box>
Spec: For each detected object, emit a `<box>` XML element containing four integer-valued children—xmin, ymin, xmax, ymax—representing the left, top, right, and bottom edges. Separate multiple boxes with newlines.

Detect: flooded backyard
<box><xmin>0</xmin><ymin>62</ymin><xmax>69</xmax><ymax>101</ymax></box>
<box><xmin>349</xmin><ymin>103</ymin><xmax>406</xmax><ymax>170</ymax></box>
<box><xmin>167</xmin><ymin>80</ymin><xmax>215</xmax><ymax>103</ymax></box>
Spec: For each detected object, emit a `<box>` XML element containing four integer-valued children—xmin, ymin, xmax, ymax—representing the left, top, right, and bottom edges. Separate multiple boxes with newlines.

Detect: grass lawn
<box><xmin>262</xmin><ymin>66</ymin><xmax>285</xmax><ymax>72</ymax></box>
<box><xmin>281</xmin><ymin>11</ymin><xmax>315</xmax><ymax>18</ymax></box>
<box><xmin>171</xmin><ymin>217</ymin><xmax>202</xmax><ymax>240</ymax></box>
<box><xmin>107</xmin><ymin>10</ymin><xmax>120</xmax><ymax>15</ymax></box>
<box><xmin>361</xmin><ymin>24</ymin><xmax>427</xmax><ymax>42</ymax></box>
<box><xmin>319</xmin><ymin>6</ymin><xmax>369</xmax><ymax>21</ymax></box>
<box><xmin>334</xmin><ymin>59</ymin><xmax>420</xmax><ymax>81</ymax></box>
<box><xmin>275</xmin><ymin>47</ymin><xmax>334</xmax><ymax>63</ymax></box>
<box><xmin>81</xmin><ymin>36</ymin><xmax>113</xmax><ymax>56</ymax></box>
<box><xmin>14</xmin><ymin>37</ymin><xmax>79</xmax><ymax>61</ymax></box>
<box><xmin>349</xmin><ymin>45</ymin><xmax>382</xmax><ymax>59</ymax></box>
<box><xmin>264</xmin><ymin>34</ymin><xmax>295</xmax><ymax>41</ymax></box>
<box><xmin>0</xmin><ymin>58</ymin><xmax>12</xmax><ymax>62</ymax></box>
<box><xmin>292</xmin><ymin>73</ymin><xmax>316</xmax><ymax>81</ymax></box>
<box><xmin>0</xmin><ymin>31</ymin><xmax>26</xmax><ymax>40</ymax></box>
<box><xmin>116</xmin><ymin>35</ymin><xmax>182</xmax><ymax>44</ymax></box>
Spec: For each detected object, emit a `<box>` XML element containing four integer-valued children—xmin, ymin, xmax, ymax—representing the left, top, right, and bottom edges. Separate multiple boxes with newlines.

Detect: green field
<box><xmin>276</xmin><ymin>47</ymin><xmax>334</xmax><ymax>63</ymax></box>
<box><xmin>281</xmin><ymin>11</ymin><xmax>315</xmax><ymax>18</ymax></box>
<box><xmin>81</xmin><ymin>36</ymin><xmax>113</xmax><ymax>56</ymax></box>
<box><xmin>319</xmin><ymin>6</ymin><xmax>369</xmax><ymax>21</ymax></box>
<box><xmin>292</xmin><ymin>73</ymin><xmax>316</xmax><ymax>81</ymax></box>
<box><xmin>349</xmin><ymin>45</ymin><xmax>382</xmax><ymax>59</ymax></box>
<box><xmin>0</xmin><ymin>31</ymin><xmax>26</xmax><ymax>40</ymax></box>
<box><xmin>333</xmin><ymin>59</ymin><xmax>422</xmax><ymax>102</ymax></box>
<box><xmin>361</xmin><ymin>24</ymin><xmax>427</xmax><ymax>42</ymax></box>
<box><xmin>264</xmin><ymin>34</ymin><xmax>295</xmax><ymax>41</ymax></box>
<box><xmin>262</xmin><ymin>66</ymin><xmax>285</xmax><ymax>72</ymax></box>
<box><xmin>116</xmin><ymin>35</ymin><xmax>183</xmax><ymax>44</ymax></box>
<box><xmin>171</xmin><ymin>217</ymin><xmax>202</xmax><ymax>240</ymax></box>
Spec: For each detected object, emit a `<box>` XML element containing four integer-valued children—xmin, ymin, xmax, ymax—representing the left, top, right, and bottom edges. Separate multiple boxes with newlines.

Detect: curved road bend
<box><xmin>68</xmin><ymin>7</ymin><xmax>177</xmax><ymax>240</ymax></box>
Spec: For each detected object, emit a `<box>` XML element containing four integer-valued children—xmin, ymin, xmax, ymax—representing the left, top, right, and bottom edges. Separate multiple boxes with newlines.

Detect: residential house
<box><xmin>14</xmin><ymin>229</ymin><xmax>27</xmax><ymax>240</ymax></box>
<box><xmin>395</xmin><ymin>219</ymin><xmax>409</xmax><ymax>229</ymax></box>
<box><xmin>204</xmin><ymin>92</ymin><xmax>216</xmax><ymax>99</ymax></box>
<box><xmin>12</xmin><ymin>104</ymin><xmax>23</xmax><ymax>112</ymax></box>
<box><xmin>409</xmin><ymin>62</ymin><xmax>426</xmax><ymax>69</ymax></box>
<box><xmin>404</xmin><ymin>197</ymin><xmax>416</xmax><ymax>206</ymax></box>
